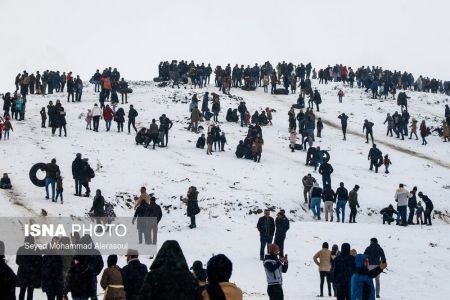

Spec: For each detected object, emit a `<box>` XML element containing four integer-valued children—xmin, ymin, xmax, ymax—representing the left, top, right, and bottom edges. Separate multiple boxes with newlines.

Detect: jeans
<box><xmin>274</xmin><ymin>234</ymin><xmax>286</xmax><ymax>256</ymax></box>
<box><xmin>105</xmin><ymin>120</ymin><xmax>111</xmax><ymax>131</ymax></box>
<box><xmin>368</xmin><ymin>265</ymin><xmax>380</xmax><ymax>296</ymax></box>
<box><xmin>311</xmin><ymin>197</ymin><xmax>321</xmax><ymax>219</ymax></box>
<box><xmin>336</xmin><ymin>282</ymin><xmax>351</xmax><ymax>300</ymax></box>
<box><xmin>240</xmin><ymin>113</ymin><xmax>246</xmax><ymax>127</ymax></box>
<box><xmin>267</xmin><ymin>284</ymin><xmax>284</xmax><ymax>300</ymax></box>
<box><xmin>320</xmin><ymin>271</ymin><xmax>331</xmax><ymax>296</ymax></box>
<box><xmin>336</xmin><ymin>200</ymin><xmax>346</xmax><ymax>222</ymax></box>
<box><xmin>45</xmin><ymin>177</ymin><xmax>56</xmax><ymax>200</ymax></box>
<box><xmin>93</xmin><ymin>116</ymin><xmax>100</xmax><ymax>131</ymax></box>
<box><xmin>128</xmin><ymin>119</ymin><xmax>137</xmax><ymax>133</ymax></box>
<box><xmin>55</xmin><ymin>190</ymin><xmax>63</xmax><ymax>202</ymax></box>
<box><xmin>397</xmin><ymin>206</ymin><xmax>407</xmax><ymax>224</ymax></box>
<box><xmin>260</xmin><ymin>235</ymin><xmax>273</xmax><ymax>259</ymax></box>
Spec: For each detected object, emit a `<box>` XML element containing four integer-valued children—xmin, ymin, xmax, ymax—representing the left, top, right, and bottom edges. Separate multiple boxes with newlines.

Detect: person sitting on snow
<box><xmin>0</xmin><ymin>173</ymin><xmax>12</xmax><ymax>189</ymax></box>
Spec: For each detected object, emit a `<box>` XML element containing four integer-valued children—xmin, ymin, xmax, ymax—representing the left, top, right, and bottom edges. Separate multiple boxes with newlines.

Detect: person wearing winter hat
<box><xmin>191</xmin><ymin>260</ymin><xmax>207</xmax><ymax>293</ymax></box>
<box><xmin>263</xmin><ymin>244</ymin><xmax>288</xmax><ymax>300</ymax></box>
<box><xmin>202</xmin><ymin>254</ymin><xmax>243</xmax><ymax>300</ymax></box>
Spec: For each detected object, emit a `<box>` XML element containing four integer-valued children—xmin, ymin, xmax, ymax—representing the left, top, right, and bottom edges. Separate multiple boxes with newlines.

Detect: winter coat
<box><xmin>322</xmin><ymin>187</ymin><xmax>336</xmax><ymax>202</ymax></box>
<box><xmin>128</xmin><ymin>107</ymin><xmax>138</xmax><ymax>120</ymax></box>
<box><xmin>186</xmin><ymin>189</ymin><xmax>200</xmax><ymax>217</ymax></box>
<box><xmin>263</xmin><ymin>254</ymin><xmax>288</xmax><ymax>285</ymax></box>
<box><xmin>257</xmin><ymin>216</ymin><xmax>275</xmax><ymax>237</ymax></box>
<box><xmin>90</xmin><ymin>195</ymin><xmax>105</xmax><ymax>217</ymax></box>
<box><xmin>65</xmin><ymin>255</ymin><xmax>103</xmax><ymax>298</ymax></box>
<box><xmin>16</xmin><ymin>247</ymin><xmax>42</xmax><ymax>288</ymax></box>
<box><xmin>408</xmin><ymin>192</ymin><xmax>417</xmax><ymax>209</ymax></box>
<box><xmin>351</xmin><ymin>254</ymin><xmax>378</xmax><ymax>300</ymax></box>
<box><xmin>148</xmin><ymin>202</ymin><xmax>163</xmax><ymax>223</ymax></box>
<box><xmin>103</xmin><ymin>106</ymin><xmax>114</xmax><ymax>121</ymax></box>
<box><xmin>191</xmin><ymin>108</ymin><xmax>202</xmax><ymax>122</ymax></box>
<box><xmin>138</xmin><ymin>240</ymin><xmax>199</xmax><ymax>300</ymax></box>
<box><xmin>310</xmin><ymin>185</ymin><xmax>323</xmax><ymax>198</ymax></box>
<box><xmin>115</xmin><ymin>108</ymin><xmax>125</xmax><ymax>123</ymax></box>
<box><xmin>335</xmin><ymin>187</ymin><xmax>349</xmax><ymax>201</ymax></box>
<box><xmin>275</xmin><ymin>216</ymin><xmax>290</xmax><ymax>237</ymax></box>
<box><xmin>384</xmin><ymin>115</ymin><xmax>394</xmax><ymax>129</ymax></box>
<box><xmin>122</xmin><ymin>259</ymin><xmax>148</xmax><ymax>300</ymax></box>
<box><xmin>318</xmin><ymin>162</ymin><xmax>334</xmax><ymax>176</ymax></box>
<box><xmin>363</xmin><ymin>243</ymin><xmax>386</xmax><ymax>266</ymax></box>
<box><xmin>202</xmin><ymin>282</ymin><xmax>243</xmax><ymax>300</ymax></box>
<box><xmin>302</xmin><ymin>175</ymin><xmax>316</xmax><ymax>188</ymax></box>
<box><xmin>100</xmin><ymin>266</ymin><xmax>126</xmax><ymax>300</ymax></box>
<box><xmin>313</xmin><ymin>248</ymin><xmax>332</xmax><ymax>272</ymax></box>
<box><xmin>41</xmin><ymin>254</ymin><xmax>64</xmax><ymax>295</ymax></box>
<box><xmin>394</xmin><ymin>187</ymin><xmax>409</xmax><ymax>207</ymax></box>
<box><xmin>45</xmin><ymin>162</ymin><xmax>60</xmax><ymax>179</ymax></box>
<box><xmin>332</xmin><ymin>244</ymin><xmax>355</xmax><ymax>287</ymax></box>
<box><xmin>0</xmin><ymin>259</ymin><xmax>17</xmax><ymax>300</ymax></box>
<box><xmin>349</xmin><ymin>190</ymin><xmax>359</xmax><ymax>208</ymax></box>
<box><xmin>92</xmin><ymin>106</ymin><xmax>102</xmax><ymax>117</ymax></box>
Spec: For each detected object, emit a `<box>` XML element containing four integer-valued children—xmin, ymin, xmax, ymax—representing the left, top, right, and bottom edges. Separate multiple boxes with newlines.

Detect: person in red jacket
<box><xmin>338</xmin><ymin>89</ymin><xmax>344</xmax><ymax>103</ymax></box>
<box><xmin>103</xmin><ymin>104</ymin><xmax>114</xmax><ymax>131</ymax></box>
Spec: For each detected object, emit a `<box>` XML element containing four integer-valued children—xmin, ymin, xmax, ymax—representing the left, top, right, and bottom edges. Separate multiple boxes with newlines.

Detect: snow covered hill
<box><xmin>1</xmin><ymin>79</ymin><xmax>450</xmax><ymax>299</ymax></box>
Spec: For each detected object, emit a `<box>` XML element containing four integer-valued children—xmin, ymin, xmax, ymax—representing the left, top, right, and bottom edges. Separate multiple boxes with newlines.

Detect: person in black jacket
<box><xmin>235</xmin><ymin>140</ymin><xmax>245</xmax><ymax>158</ymax></box>
<box><xmin>184</xmin><ymin>186</ymin><xmax>200</xmax><ymax>229</ymax></box>
<box><xmin>257</xmin><ymin>209</ymin><xmax>275</xmax><ymax>260</ymax></box>
<box><xmin>363</xmin><ymin>238</ymin><xmax>386</xmax><ymax>298</ymax></box>
<box><xmin>159</xmin><ymin>114</ymin><xmax>173</xmax><ymax>147</ymax></box>
<box><xmin>338</xmin><ymin>113</ymin><xmax>348</xmax><ymax>140</ymax></box>
<box><xmin>90</xmin><ymin>189</ymin><xmax>105</xmax><ymax>226</ymax></box>
<box><xmin>0</xmin><ymin>241</ymin><xmax>17</xmax><ymax>300</ymax></box>
<box><xmin>418</xmin><ymin>192</ymin><xmax>434</xmax><ymax>225</ymax></box>
<box><xmin>138</xmin><ymin>241</ymin><xmax>199</xmax><ymax>300</ymax></box>
<box><xmin>128</xmin><ymin>105</ymin><xmax>138</xmax><ymax>133</ymax></box>
<box><xmin>16</xmin><ymin>236</ymin><xmax>43</xmax><ymax>300</ymax></box>
<box><xmin>380</xmin><ymin>205</ymin><xmax>398</xmax><ymax>224</ymax></box>
<box><xmin>274</xmin><ymin>210</ymin><xmax>290</xmax><ymax>257</ymax></box>
<box><xmin>80</xmin><ymin>158</ymin><xmax>94</xmax><ymax>197</ymax></box>
<box><xmin>335</xmin><ymin>182</ymin><xmax>348</xmax><ymax>223</ymax></box>
<box><xmin>363</xmin><ymin>119</ymin><xmax>374</xmax><ymax>144</ymax></box>
<box><xmin>115</xmin><ymin>107</ymin><xmax>125</xmax><ymax>132</ymax></box>
<box><xmin>42</xmin><ymin>238</ymin><xmax>64</xmax><ymax>300</ymax></box>
<box><xmin>71</xmin><ymin>153</ymin><xmax>84</xmax><ymax>196</ymax></box>
<box><xmin>318</xmin><ymin>161</ymin><xmax>334</xmax><ymax>188</ymax></box>
<box><xmin>133</xmin><ymin>199</ymin><xmax>151</xmax><ymax>244</ymax></box>
<box><xmin>368</xmin><ymin>144</ymin><xmax>382</xmax><ymax>173</ymax></box>
<box><xmin>332</xmin><ymin>243</ymin><xmax>354</xmax><ymax>300</ymax></box>
<box><xmin>196</xmin><ymin>134</ymin><xmax>206</xmax><ymax>149</ymax></box>
<box><xmin>148</xmin><ymin>197</ymin><xmax>163</xmax><ymax>245</ymax></box>
<box><xmin>408</xmin><ymin>187</ymin><xmax>418</xmax><ymax>224</ymax></box>
<box><xmin>123</xmin><ymin>249</ymin><xmax>148</xmax><ymax>300</ymax></box>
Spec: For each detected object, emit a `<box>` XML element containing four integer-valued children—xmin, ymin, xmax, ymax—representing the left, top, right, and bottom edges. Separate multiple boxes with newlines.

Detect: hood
<box><xmin>355</xmin><ymin>254</ymin><xmax>367</xmax><ymax>269</ymax></box>
<box><xmin>150</xmin><ymin>240</ymin><xmax>189</xmax><ymax>271</ymax></box>
<box><xmin>341</xmin><ymin>243</ymin><xmax>351</xmax><ymax>255</ymax></box>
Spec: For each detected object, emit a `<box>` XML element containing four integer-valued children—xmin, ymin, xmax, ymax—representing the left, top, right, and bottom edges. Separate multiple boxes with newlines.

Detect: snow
<box><xmin>1</xmin><ymin>79</ymin><xmax>450</xmax><ymax>299</ymax></box>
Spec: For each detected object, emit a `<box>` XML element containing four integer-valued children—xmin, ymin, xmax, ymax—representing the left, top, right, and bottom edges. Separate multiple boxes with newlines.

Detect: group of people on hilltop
<box><xmin>86</xmin><ymin>103</ymin><xmax>140</xmax><ymax>134</ymax></box>
<box><xmin>312</xmin><ymin>238</ymin><xmax>387</xmax><ymax>299</ymax></box>
<box><xmin>2</xmin><ymin>91</ymin><xmax>26</xmax><ymax>122</ymax></box>
<box><xmin>0</xmin><ymin>237</ymin><xmax>245</xmax><ymax>300</ymax></box>
<box><xmin>41</xmin><ymin>99</ymin><xmax>67</xmax><ymax>137</ymax></box>
<box><xmin>90</xmin><ymin>67</ymin><xmax>131</xmax><ymax>105</ymax></box>
<box><xmin>14</xmin><ymin>69</ymin><xmax>78</xmax><ymax>97</ymax></box>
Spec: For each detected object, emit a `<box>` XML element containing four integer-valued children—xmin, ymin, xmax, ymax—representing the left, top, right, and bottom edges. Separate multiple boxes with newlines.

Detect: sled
<box><xmin>29</xmin><ymin>162</ymin><xmax>47</xmax><ymax>187</ymax></box>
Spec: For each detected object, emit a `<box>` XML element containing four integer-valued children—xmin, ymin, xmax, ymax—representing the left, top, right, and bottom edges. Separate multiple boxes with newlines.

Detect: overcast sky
<box><xmin>1</xmin><ymin>0</ymin><xmax>449</xmax><ymax>90</ymax></box>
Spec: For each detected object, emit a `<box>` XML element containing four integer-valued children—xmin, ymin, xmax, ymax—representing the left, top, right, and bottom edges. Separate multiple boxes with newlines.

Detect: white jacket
<box><xmin>395</xmin><ymin>188</ymin><xmax>409</xmax><ymax>206</ymax></box>
<box><xmin>92</xmin><ymin>106</ymin><xmax>102</xmax><ymax>117</ymax></box>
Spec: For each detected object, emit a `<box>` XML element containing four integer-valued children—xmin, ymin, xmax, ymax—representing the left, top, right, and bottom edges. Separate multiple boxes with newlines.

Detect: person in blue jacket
<box><xmin>351</xmin><ymin>254</ymin><xmax>385</xmax><ymax>300</ymax></box>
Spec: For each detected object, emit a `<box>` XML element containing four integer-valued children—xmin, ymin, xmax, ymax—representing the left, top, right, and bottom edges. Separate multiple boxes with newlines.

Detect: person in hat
<box><xmin>122</xmin><ymin>249</ymin><xmax>147</xmax><ymax>300</ymax></box>
<box><xmin>138</xmin><ymin>241</ymin><xmax>199</xmax><ymax>300</ymax></box>
<box><xmin>202</xmin><ymin>254</ymin><xmax>243</xmax><ymax>300</ymax></box>
<box><xmin>263</xmin><ymin>244</ymin><xmax>288</xmax><ymax>300</ymax></box>
<box><xmin>191</xmin><ymin>260</ymin><xmax>207</xmax><ymax>293</ymax></box>
<box><xmin>0</xmin><ymin>241</ymin><xmax>17</xmax><ymax>300</ymax></box>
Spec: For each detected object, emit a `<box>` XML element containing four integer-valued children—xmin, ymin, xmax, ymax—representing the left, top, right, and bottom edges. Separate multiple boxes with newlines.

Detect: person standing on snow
<box><xmin>310</xmin><ymin>182</ymin><xmax>323</xmax><ymax>220</ymax></box>
<box><xmin>313</xmin><ymin>242</ymin><xmax>332</xmax><ymax>297</ymax></box>
<box><xmin>91</xmin><ymin>104</ymin><xmax>102</xmax><ymax>132</ymax></box>
<box><xmin>322</xmin><ymin>184</ymin><xmax>336</xmax><ymax>222</ymax></box>
<box><xmin>274</xmin><ymin>210</ymin><xmax>289</xmax><ymax>257</ymax></box>
<box><xmin>394</xmin><ymin>183</ymin><xmax>409</xmax><ymax>226</ymax></box>
<box><xmin>363</xmin><ymin>238</ymin><xmax>386</xmax><ymax>299</ymax></box>
<box><xmin>363</xmin><ymin>119</ymin><xmax>375</xmax><ymax>144</ymax></box>
<box><xmin>263</xmin><ymin>244</ymin><xmax>288</xmax><ymax>300</ymax></box>
<box><xmin>128</xmin><ymin>105</ymin><xmax>138</xmax><ymax>134</ymax></box>
<box><xmin>302</xmin><ymin>173</ymin><xmax>316</xmax><ymax>204</ymax></box>
<box><xmin>338</xmin><ymin>113</ymin><xmax>349</xmax><ymax>140</ymax></box>
<box><xmin>368</xmin><ymin>144</ymin><xmax>382</xmax><ymax>173</ymax></box>
<box><xmin>318</xmin><ymin>161</ymin><xmax>334</xmax><ymax>188</ymax></box>
<box><xmin>418</xmin><ymin>192</ymin><xmax>434</xmax><ymax>225</ymax></box>
<box><xmin>335</xmin><ymin>182</ymin><xmax>349</xmax><ymax>223</ymax></box>
<box><xmin>257</xmin><ymin>209</ymin><xmax>275</xmax><ymax>261</ymax></box>
<box><xmin>159</xmin><ymin>114</ymin><xmax>173</xmax><ymax>147</ymax></box>
<box><xmin>407</xmin><ymin>187</ymin><xmax>418</xmax><ymax>225</ymax></box>
<box><xmin>348</xmin><ymin>185</ymin><xmax>360</xmax><ymax>223</ymax></box>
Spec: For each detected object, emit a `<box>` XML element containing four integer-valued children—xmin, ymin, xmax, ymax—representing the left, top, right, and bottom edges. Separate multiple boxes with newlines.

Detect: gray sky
<box><xmin>1</xmin><ymin>0</ymin><xmax>449</xmax><ymax>90</ymax></box>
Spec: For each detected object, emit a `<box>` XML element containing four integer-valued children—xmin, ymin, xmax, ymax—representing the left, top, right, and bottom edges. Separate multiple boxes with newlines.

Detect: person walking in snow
<box><xmin>181</xmin><ymin>186</ymin><xmax>200</xmax><ymax>229</ymax></box>
<box><xmin>302</xmin><ymin>173</ymin><xmax>316</xmax><ymax>204</ymax></box>
<box><xmin>40</xmin><ymin>107</ymin><xmax>47</xmax><ymax>128</ymax></box>
<box><xmin>363</xmin><ymin>119</ymin><xmax>374</xmax><ymax>144</ymax></box>
<box><xmin>384</xmin><ymin>113</ymin><xmax>394</xmax><ymax>137</ymax></box>
<box><xmin>368</xmin><ymin>144</ymin><xmax>382</xmax><ymax>173</ymax></box>
<box><xmin>317</xmin><ymin>118</ymin><xmax>323</xmax><ymax>137</ymax></box>
<box><xmin>338</xmin><ymin>113</ymin><xmax>348</xmax><ymax>140</ymax></box>
<box><xmin>289</xmin><ymin>130</ymin><xmax>297</xmax><ymax>152</ymax></box>
<box><xmin>409</xmin><ymin>118</ymin><xmax>418</xmax><ymax>140</ymax></box>
<box><xmin>322</xmin><ymin>184</ymin><xmax>336</xmax><ymax>222</ymax></box>
<box><xmin>418</xmin><ymin>192</ymin><xmax>433</xmax><ymax>225</ymax></box>
<box><xmin>264</xmin><ymin>244</ymin><xmax>288</xmax><ymax>300</ymax></box>
<box><xmin>127</xmin><ymin>104</ymin><xmax>138</xmax><ymax>134</ymax></box>
<box><xmin>318</xmin><ymin>161</ymin><xmax>333</xmax><ymax>188</ymax></box>
<box><xmin>92</xmin><ymin>104</ymin><xmax>102</xmax><ymax>132</ymax></box>
<box><xmin>383</xmin><ymin>155</ymin><xmax>391</xmax><ymax>174</ymax></box>
<box><xmin>419</xmin><ymin>120</ymin><xmax>429</xmax><ymax>145</ymax></box>
<box><xmin>114</xmin><ymin>107</ymin><xmax>125</xmax><ymax>132</ymax></box>
<box><xmin>309</xmin><ymin>182</ymin><xmax>323</xmax><ymax>220</ymax></box>
<box><xmin>337</xmin><ymin>89</ymin><xmax>344</xmax><ymax>103</ymax></box>
<box><xmin>257</xmin><ymin>209</ymin><xmax>275</xmax><ymax>261</ymax></box>
<box><xmin>335</xmin><ymin>182</ymin><xmax>348</xmax><ymax>223</ymax></box>
<box><xmin>348</xmin><ymin>185</ymin><xmax>360</xmax><ymax>223</ymax></box>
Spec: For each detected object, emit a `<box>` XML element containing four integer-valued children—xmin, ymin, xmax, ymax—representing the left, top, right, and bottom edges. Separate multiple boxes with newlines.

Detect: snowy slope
<box><xmin>1</xmin><ymin>79</ymin><xmax>450</xmax><ymax>299</ymax></box>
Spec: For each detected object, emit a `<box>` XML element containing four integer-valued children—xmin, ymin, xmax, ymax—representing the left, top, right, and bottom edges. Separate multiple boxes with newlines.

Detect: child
<box><xmin>265</xmin><ymin>107</ymin><xmax>273</xmax><ymax>125</ymax></box>
<box><xmin>104</xmin><ymin>202</ymin><xmax>116</xmax><ymax>225</ymax></box>
<box><xmin>40</xmin><ymin>107</ymin><xmax>47</xmax><ymax>128</ymax></box>
<box><xmin>416</xmin><ymin>201</ymin><xmax>424</xmax><ymax>225</ymax></box>
<box><xmin>244</xmin><ymin>111</ymin><xmax>251</xmax><ymax>126</ymax></box>
<box><xmin>55</xmin><ymin>175</ymin><xmax>63</xmax><ymax>204</ymax></box>
<box><xmin>3</xmin><ymin>117</ymin><xmax>13</xmax><ymax>140</ymax></box>
<box><xmin>206</xmin><ymin>133</ymin><xmax>213</xmax><ymax>155</ymax></box>
<box><xmin>383</xmin><ymin>154</ymin><xmax>392</xmax><ymax>174</ymax></box>
<box><xmin>219</xmin><ymin>132</ymin><xmax>227</xmax><ymax>151</ymax></box>
<box><xmin>317</xmin><ymin>118</ymin><xmax>323</xmax><ymax>137</ymax></box>
<box><xmin>337</xmin><ymin>89</ymin><xmax>344</xmax><ymax>103</ymax></box>
<box><xmin>289</xmin><ymin>130</ymin><xmax>297</xmax><ymax>152</ymax></box>
<box><xmin>85</xmin><ymin>109</ymin><xmax>93</xmax><ymax>130</ymax></box>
